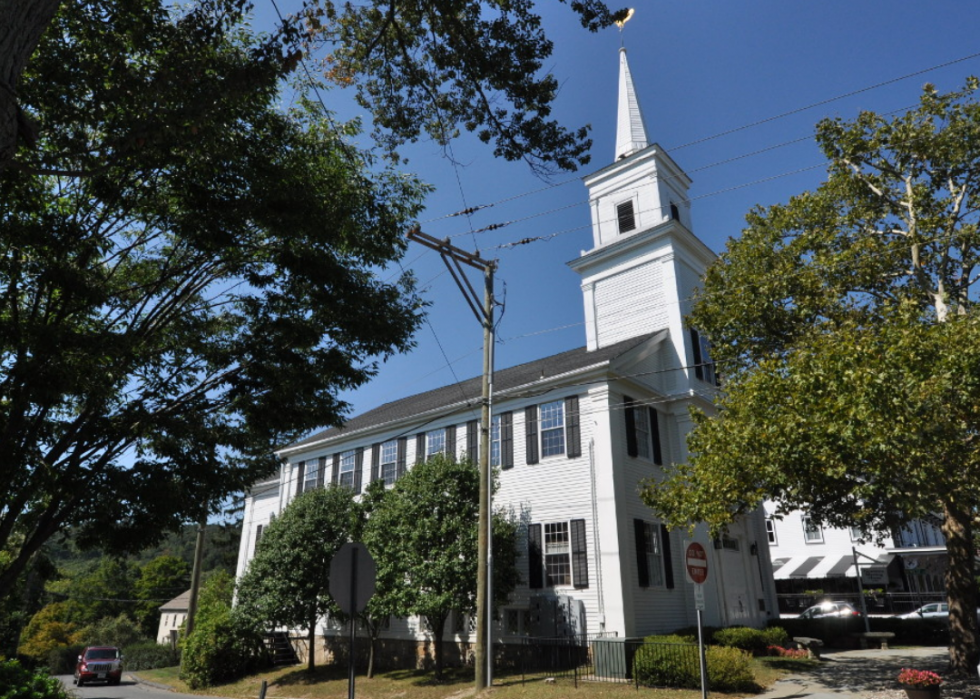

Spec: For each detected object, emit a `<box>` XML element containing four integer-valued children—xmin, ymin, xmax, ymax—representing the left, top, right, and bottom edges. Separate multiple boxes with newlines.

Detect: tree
<box><xmin>134</xmin><ymin>555</ymin><xmax>190</xmax><ymax>637</ymax></box>
<box><xmin>0</xmin><ymin>1</ymin><xmax>627</xmax><ymax>176</ymax></box>
<box><xmin>180</xmin><ymin>570</ymin><xmax>261</xmax><ymax>688</ymax></box>
<box><xmin>235</xmin><ymin>485</ymin><xmax>361</xmax><ymax>672</ymax></box>
<box><xmin>0</xmin><ymin>0</ymin><xmax>426</xmax><ymax>600</ymax></box>
<box><xmin>16</xmin><ymin>601</ymin><xmax>82</xmax><ymax>663</ymax></box>
<box><xmin>365</xmin><ymin>454</ymin><xmax>519</xmax><ymax>678</ymax></box>
<box><xmin>641</xmin><ymin>80</ymin><xmax>980</xmax><ymax>674</ymax></box>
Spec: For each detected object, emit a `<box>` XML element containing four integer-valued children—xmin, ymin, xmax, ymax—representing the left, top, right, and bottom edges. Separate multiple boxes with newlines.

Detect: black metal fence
<box><xmin>518</xmin><ymin>635</ymin><xmax>701</xmax><ymax>688</ymax></box>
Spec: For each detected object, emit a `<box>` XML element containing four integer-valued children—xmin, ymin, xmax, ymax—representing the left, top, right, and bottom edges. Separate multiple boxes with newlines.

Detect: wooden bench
<box><xmin>853</xmin><ymin>631</ymin><xmax>895</xmax><ymax>650</ymax></box>
<box><xmin>792</xmin><ymin>636</ymin><xmax>824</xmax><ymax>659</ymax></box>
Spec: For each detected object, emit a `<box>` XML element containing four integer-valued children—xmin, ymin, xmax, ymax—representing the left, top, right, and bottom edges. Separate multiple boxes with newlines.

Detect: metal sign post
<box><xmin>330</xmin><ymin>543</ymin><xmax>377</xmax><ymax>699</ymax></box>
<box><xmin>685</xmin><ymin>541</ymin><xmax>709</xmax><ymax>699</ymax></box>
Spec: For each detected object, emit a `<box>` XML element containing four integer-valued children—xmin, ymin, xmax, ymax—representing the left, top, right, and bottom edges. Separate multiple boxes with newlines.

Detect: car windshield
<box><xmin>86</xmin><ymin>649</ymin><xmax>118</xmax><ymax>660</ymax></box>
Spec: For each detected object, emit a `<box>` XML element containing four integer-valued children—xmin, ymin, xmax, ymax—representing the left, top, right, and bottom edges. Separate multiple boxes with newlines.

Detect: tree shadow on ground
<box><xmin>798</xmin><ymin>650</ymin><xmax>980</xmax><ymax>699</ymax></box>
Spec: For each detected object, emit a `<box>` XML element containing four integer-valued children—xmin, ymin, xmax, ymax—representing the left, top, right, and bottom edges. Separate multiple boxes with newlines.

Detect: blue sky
<box><xmin>255</xmin><ymin>1</ymin><xmax>980</xmax><ymax>423</ymax></box>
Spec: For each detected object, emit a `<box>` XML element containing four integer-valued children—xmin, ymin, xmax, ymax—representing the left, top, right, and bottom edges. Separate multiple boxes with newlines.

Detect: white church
<box><xmin>235</xmin><ymin>45</ymin><xmax>779</xmax><ymax>663</ymax></box>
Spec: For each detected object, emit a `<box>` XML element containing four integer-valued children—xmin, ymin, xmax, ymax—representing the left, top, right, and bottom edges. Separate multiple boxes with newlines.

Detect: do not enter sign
<box><xmin>685</xmin><ymin>542</ymin><xmax>708</xmax><ymax>585</ymax></box>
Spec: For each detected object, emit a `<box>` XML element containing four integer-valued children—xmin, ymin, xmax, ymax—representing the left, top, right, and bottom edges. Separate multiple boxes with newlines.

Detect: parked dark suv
<box><xmin>74</xmin><ymin>646</ymin><xmax>123</xmax><ymax>686</ymax></box>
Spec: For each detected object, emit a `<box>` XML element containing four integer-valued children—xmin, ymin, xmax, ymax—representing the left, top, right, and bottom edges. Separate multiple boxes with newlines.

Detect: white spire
<box><xmin>614</xmin><ymin>47</ymin><xmax>649</xmax><ymax>160</ymax></box>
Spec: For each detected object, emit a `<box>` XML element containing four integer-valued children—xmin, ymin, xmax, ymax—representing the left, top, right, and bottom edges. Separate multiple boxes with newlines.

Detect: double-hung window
<box><xmin>427</xmin><ymin>429</ymin><xmax>446</xmax><ymax>457</ymax></box>
<box><xmin>625</xmin><ymin>396</ymin><xmax>664</xmax><ymax>464</ymax></box>
<box><xmin>766</xmin><ymin>517</ymin><xmax>777</xmax><ymax>544</ymax></box>
<box><xmin>339</xmin><ymin>450</ymin><xmax>356</xmax><ymax>488</ymax></box>
<box><xmin>380</xmin><ymin>440</ymin><xmax>397</xmax><ymax>486</ymax></box>
<box><xmin>544</xmin><ymin>522</ymin><xmax>571</xmax><ymax>586</ymax></box>
<box><xmin>634</xmin><ymin>407</ymin><xmax>651</xmax><ymax>460</ymax></box>
<box><xmin>634</xmin><ymin>519</ymin><xmax>674</xmax><ymax>589</ymax></box>
<box><xmin>490</xmin><ymin>414</ymin><xmax>501</xmax><ymax>467</ymax></box>
<box><xmin>528</xmin><ymin>519</ymin><xmax>589</xmax><ymax>589</ymax></box>
<box><xmin>540</xmin><ymin>401</ymin><xmax>565</xmax><ymax>457</ymax></box>
<box><xmin>802</xmin><ymin>516</ymin><xmax>824</xmax><ymax>543</ymax></box>
<box><xmin>303</xmin><ymin>459</ymin><xmax>319</xmax><ymax>493</ymax></box>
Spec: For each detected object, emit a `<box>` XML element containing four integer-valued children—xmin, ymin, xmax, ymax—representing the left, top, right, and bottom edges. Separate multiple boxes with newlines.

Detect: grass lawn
<box><xmin>134</xmin><ymin>657</ymin><xmax>813</xmax><ymax>699</ymax></box>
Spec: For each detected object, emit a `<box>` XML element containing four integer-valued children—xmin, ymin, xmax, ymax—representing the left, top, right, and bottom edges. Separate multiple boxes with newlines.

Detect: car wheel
<box><xmin>110</xmin><ymin>677</ymin><xmax>121</xmax><ymax>685</ymax></box>
<box><xmin>76</xmin><ymin>677</ymin><xmax>84</xmax><ymax>687</ymax></box>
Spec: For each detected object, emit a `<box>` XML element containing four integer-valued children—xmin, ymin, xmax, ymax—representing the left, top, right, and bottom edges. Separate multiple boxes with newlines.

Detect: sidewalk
<box><xmin>760</xmin><ymin>647</ymin><xmax>979</xmax><ymax>699</ymax></box>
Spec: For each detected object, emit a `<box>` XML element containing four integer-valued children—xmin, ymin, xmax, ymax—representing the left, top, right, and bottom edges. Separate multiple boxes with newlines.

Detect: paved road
<box><xmin>56</xmin><ymin>675</ymin><xmax>205</xmax><ymax>699</ymax></box>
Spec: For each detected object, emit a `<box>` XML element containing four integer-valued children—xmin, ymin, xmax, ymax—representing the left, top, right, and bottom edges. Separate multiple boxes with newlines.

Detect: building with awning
<box><xmin>765</xmin><ymin>503</ymin><xmax>946</xmax><ymax>597</ymax></box>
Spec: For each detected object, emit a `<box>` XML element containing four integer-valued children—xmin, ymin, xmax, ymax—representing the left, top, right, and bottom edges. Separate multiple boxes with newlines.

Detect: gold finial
<box><xmin>614</xmin><ymin>8</ymin><xmax>635</xmax><ymax>30</ymax></box>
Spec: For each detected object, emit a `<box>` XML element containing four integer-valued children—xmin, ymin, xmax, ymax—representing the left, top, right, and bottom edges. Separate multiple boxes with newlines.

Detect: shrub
<box><xmin>45</xmin><ymin>644</ymin><xmax>84</xmax><ymax>675</ymax></box>
<box><xmin>712</xmin><ymin>626</ymin><xmax>771</xmax><ymax>655</ymax></box>
<box><xmin>123</xmin><ymin>641</ymin><xmax>179</xmax><ymax>671</ymax></box>
<box><xmin>633</xmin><ymin>638</ymin><xmax>756</xmax><ymax>692</ymax></box>
<box><xmin>76</xmin><ymin>614</ymin><xmax>146</xmax><ymax>649</ymax></box>
<box><xmin>767</xmin><ymin>645</ymin><xmax>808</xmax><ymax>659</ymax></box>
<box><xmin>763</xmin><ymin>626</ymin><xmax>789</xmax><ymax>648</ymax></box>
<box><xmin>0</xmin><ymin>658</ymin><xmax>73</xmax><ymax>699</ymax></box>
<box><xmin>634</xmin><ymin>640</ymin><xmax>700</xmax><ymax>689</ymax></box>
<box><xmin>706</xmin><ymin>646</ymin><xmax>757</xmax><ymax>692</ymax></box>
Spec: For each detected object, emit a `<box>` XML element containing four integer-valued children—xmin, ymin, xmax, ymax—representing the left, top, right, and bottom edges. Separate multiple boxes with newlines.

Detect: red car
<box><xmin>74</xmin><ymin>646</ymin><xmax>123</xmax><ymax>686</ymax></box>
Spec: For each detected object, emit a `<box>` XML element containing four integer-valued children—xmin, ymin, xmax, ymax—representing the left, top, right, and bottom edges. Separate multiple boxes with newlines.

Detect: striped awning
<box><xmin>772</xmin><ymin>553</ymin><xmax>896</xmax><ymax>580</ymax></box>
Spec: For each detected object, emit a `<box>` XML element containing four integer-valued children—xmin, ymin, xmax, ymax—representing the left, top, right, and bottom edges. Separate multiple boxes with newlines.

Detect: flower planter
<box><xmin>902</xmin><ymin>685</ymin><xmax>941</xmax><ymax>699</ymax></box>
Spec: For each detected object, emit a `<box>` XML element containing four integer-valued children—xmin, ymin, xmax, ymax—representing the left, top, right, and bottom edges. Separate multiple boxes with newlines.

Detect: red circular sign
<box><xmin>685</xmin><ymin>542</ymin><xmax>708</xmax><ymax>584</ymax></box>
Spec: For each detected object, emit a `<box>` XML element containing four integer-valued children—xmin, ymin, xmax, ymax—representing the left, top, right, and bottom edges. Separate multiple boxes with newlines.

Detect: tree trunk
<box><xmin>431</xmin><ymin>614</ymin><xmax>447</xmax><ymax>679</ymax></box>
<box><xmin>307</xmin><ymin>621</ymin><xmax>316</xmax><ymax>672</ymax></box>
<box><xmin>0</xmin><ymin>0</ymin><xmax>62</xmax><ymax>170</ymax></box>
<box><xmin>941</xmin><ymin>500</ymin><xmax>978</xmax><ymax>675</ymax></box>
<box><xmin>366</xmin><ymin>620</ymin><xmax>377</xmax><ymax>679</ymax></box>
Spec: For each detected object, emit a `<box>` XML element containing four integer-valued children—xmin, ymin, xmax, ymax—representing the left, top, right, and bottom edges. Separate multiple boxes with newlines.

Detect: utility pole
<box><xmin>406</xmin><ymin>228</ymin><xmax>496</xmax><ymax>690</ymax></box>
<box><xmin>184</xmin><ymin>509</ymin><xmax>208</xmax><ymax>638</ymax></box>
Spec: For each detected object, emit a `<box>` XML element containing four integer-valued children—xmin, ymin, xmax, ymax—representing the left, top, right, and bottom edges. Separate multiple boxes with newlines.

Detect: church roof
<box><xmin>285</xmin><ymin>332</ymin><xmax>660</xmax><ymax>453</ymax></box>
<box><xmin>615</xmin><ymin>47</ymin><xmax>649</xmax><ymax>160</ymax></box>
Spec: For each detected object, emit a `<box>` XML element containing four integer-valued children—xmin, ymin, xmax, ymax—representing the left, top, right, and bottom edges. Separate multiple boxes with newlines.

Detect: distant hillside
<box><xmin>44</xmin><ymin>521</ymin><xmax>243</xmax><ymax>578</ymax></box>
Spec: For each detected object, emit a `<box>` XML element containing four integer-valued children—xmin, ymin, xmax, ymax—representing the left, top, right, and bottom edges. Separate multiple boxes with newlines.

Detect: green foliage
<box><xmin>16</xmin><ymin>603</ymin><xmax>82</xmax><ymax>663</ymax></box>
<box><xmin>45</xmin><ymin>645</ymin><xmax>85</xmax><ymax>675</ymax></box>
<box><xmin>711</xmin><ymin>626</ymin><xmax>774</xmax><ymax>656</ymax></box>
<box><xmin>236</xmin><ymin>487</ymin><xmax>360</xmax><ymax>671</ymax></box>
<box><xmin>363</xmin><ymin>454</ymin><xmax>520</xmax><ymax>676</ymax></box>
<box><xmin>180</xmin><ymin>571</ymin><xmax>263</xmax><ymax>688</ymax></box>
<box><xmin>76</xmin><ymin>614</ymin><xmax>146</xmax><ymax>650</ymax></box>
<box><xmin>299</xmin><ymin>1</ymin><xmax>628</xmax><ymax>175</ymax></box>
<box><xmin>762</xmin><ymin>626</ymin><xmax>790</xmax><ymax>648</ymax></box>
<box><xmin>122</xmin><ymin>641</ymin><xmax>180</xmax><ymax>671</ymax></box>
<box><xmin>704</xmin><ymin>646</ymin><xmax>758</xmax><ymax>691</ymax></box>
<box><xmin>0</xmin><ymin>0</ymin><xmax>427</xmax><ymax>601</ymax></box>
<box><xmin>134</xmin><ymin>556</ymin><xmax>190</xmax><ymax>637</ymax></box>
<box><xmin>0</xmin><ymin>659</ymin><xmax>72</xmax><ymax>699</ymax></box>
<box><xmin>640</xmin><ymin>79</ymin><xmax>980</xmax><ymax>673</ymax></box>
<box><xmin>633</xmin><ymin>641</ymin><xmax>754</xmax><ymax>692</ymax></box>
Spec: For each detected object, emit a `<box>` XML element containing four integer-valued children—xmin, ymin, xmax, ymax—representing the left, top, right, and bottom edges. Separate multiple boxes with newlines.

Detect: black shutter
<box><xmin>317</xmin><ymin>456</ymin><xmax>327</xmax><ymax>488</ymax></box>
<box><xmin>296</xmin><ymin>461</ymin><xmax>305</xmax><ymax>496</ymax></box>
<box><xmin>525</xmin><ymin>405</ymin><xmax>539</xmax><ymax>465</ymax></box>
<box><xmin>446</xmin><ymin>425</ymin><xmax>457</xmax><ymax>460</ymax></box>
<box><xmin>690</xmin><ymin>328</ymin><xmax>705</xmax><ymax>381</ymax></box>
<box><xmin>661</xmin><ymin>524</ymin><xmax>674</xmax><ymax>589</ymax></box>
<box><xmin>635</xmin><ymin>519</ymin><xmax>649</xmax><ymax>588</ymax></box>
<box><xmin>649</xmin><ymin>408</ymin><xmax>663</xmax><ymax>465</ymax></box>
<box><xmin>397</xmin><ymin>437</ymin><xmax>407</xmax><ymax>478</ymax></box>
<box><xmin>415</xmin><ymin>432</ymin><xmax>425</xmax><ymax>464</ymax></box>
<box><xmin>624</xmin><ymin>396</ymin><xmax>638</xmax><ymax>457</ymax></box>
<box><xmin>467</xmin><ymin>420</ymin><xmax>478</xmax><ymax>464</ymax></box>
<box><xmin>331</xmin><ymin>453</ymin><xmax>340</xmax><ymax>485</ymax></box>
<box><xmin>255</xmin><ymin>524</ymin><xmax>263</xmax><ymax>546</ymax></box>
<box><xmin>353</xmin><ymin>447</ymin><xmax>364</xmax><ymax>494</ymax></box>
<box><xmin>501</xmin><ymin>411</ymin><xmax>514</xmax><ymax>470</ymax></box>
<box><xmin>570</xmin><ymin>519</ymin><xmax>589</xmax><ymax>589</ymax></box>
<box><xmin>565</xmin><ymin>395</ymin><xmax>581</xmax><ymax>458</ymax></box>
<box><xmin>371</xmin><ymin>444</ymin><xmax>380</xmax><ymax>482</ymax></box>
<box><xmin>528</xmin><ymin>523</ymin><xmax>543</xmax><ymax>589</ymax></box>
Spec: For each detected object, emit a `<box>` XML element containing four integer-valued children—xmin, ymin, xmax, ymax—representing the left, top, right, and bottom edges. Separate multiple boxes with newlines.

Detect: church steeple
<box><xmin>614</xmin><ymin>48</ymin><xmax>649</xmax><ymax>160</ymax></box>
<box><xmin>570</xmin><ymin>40</ymin><xmax>710</xmax><ymax>353</ymax></box>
